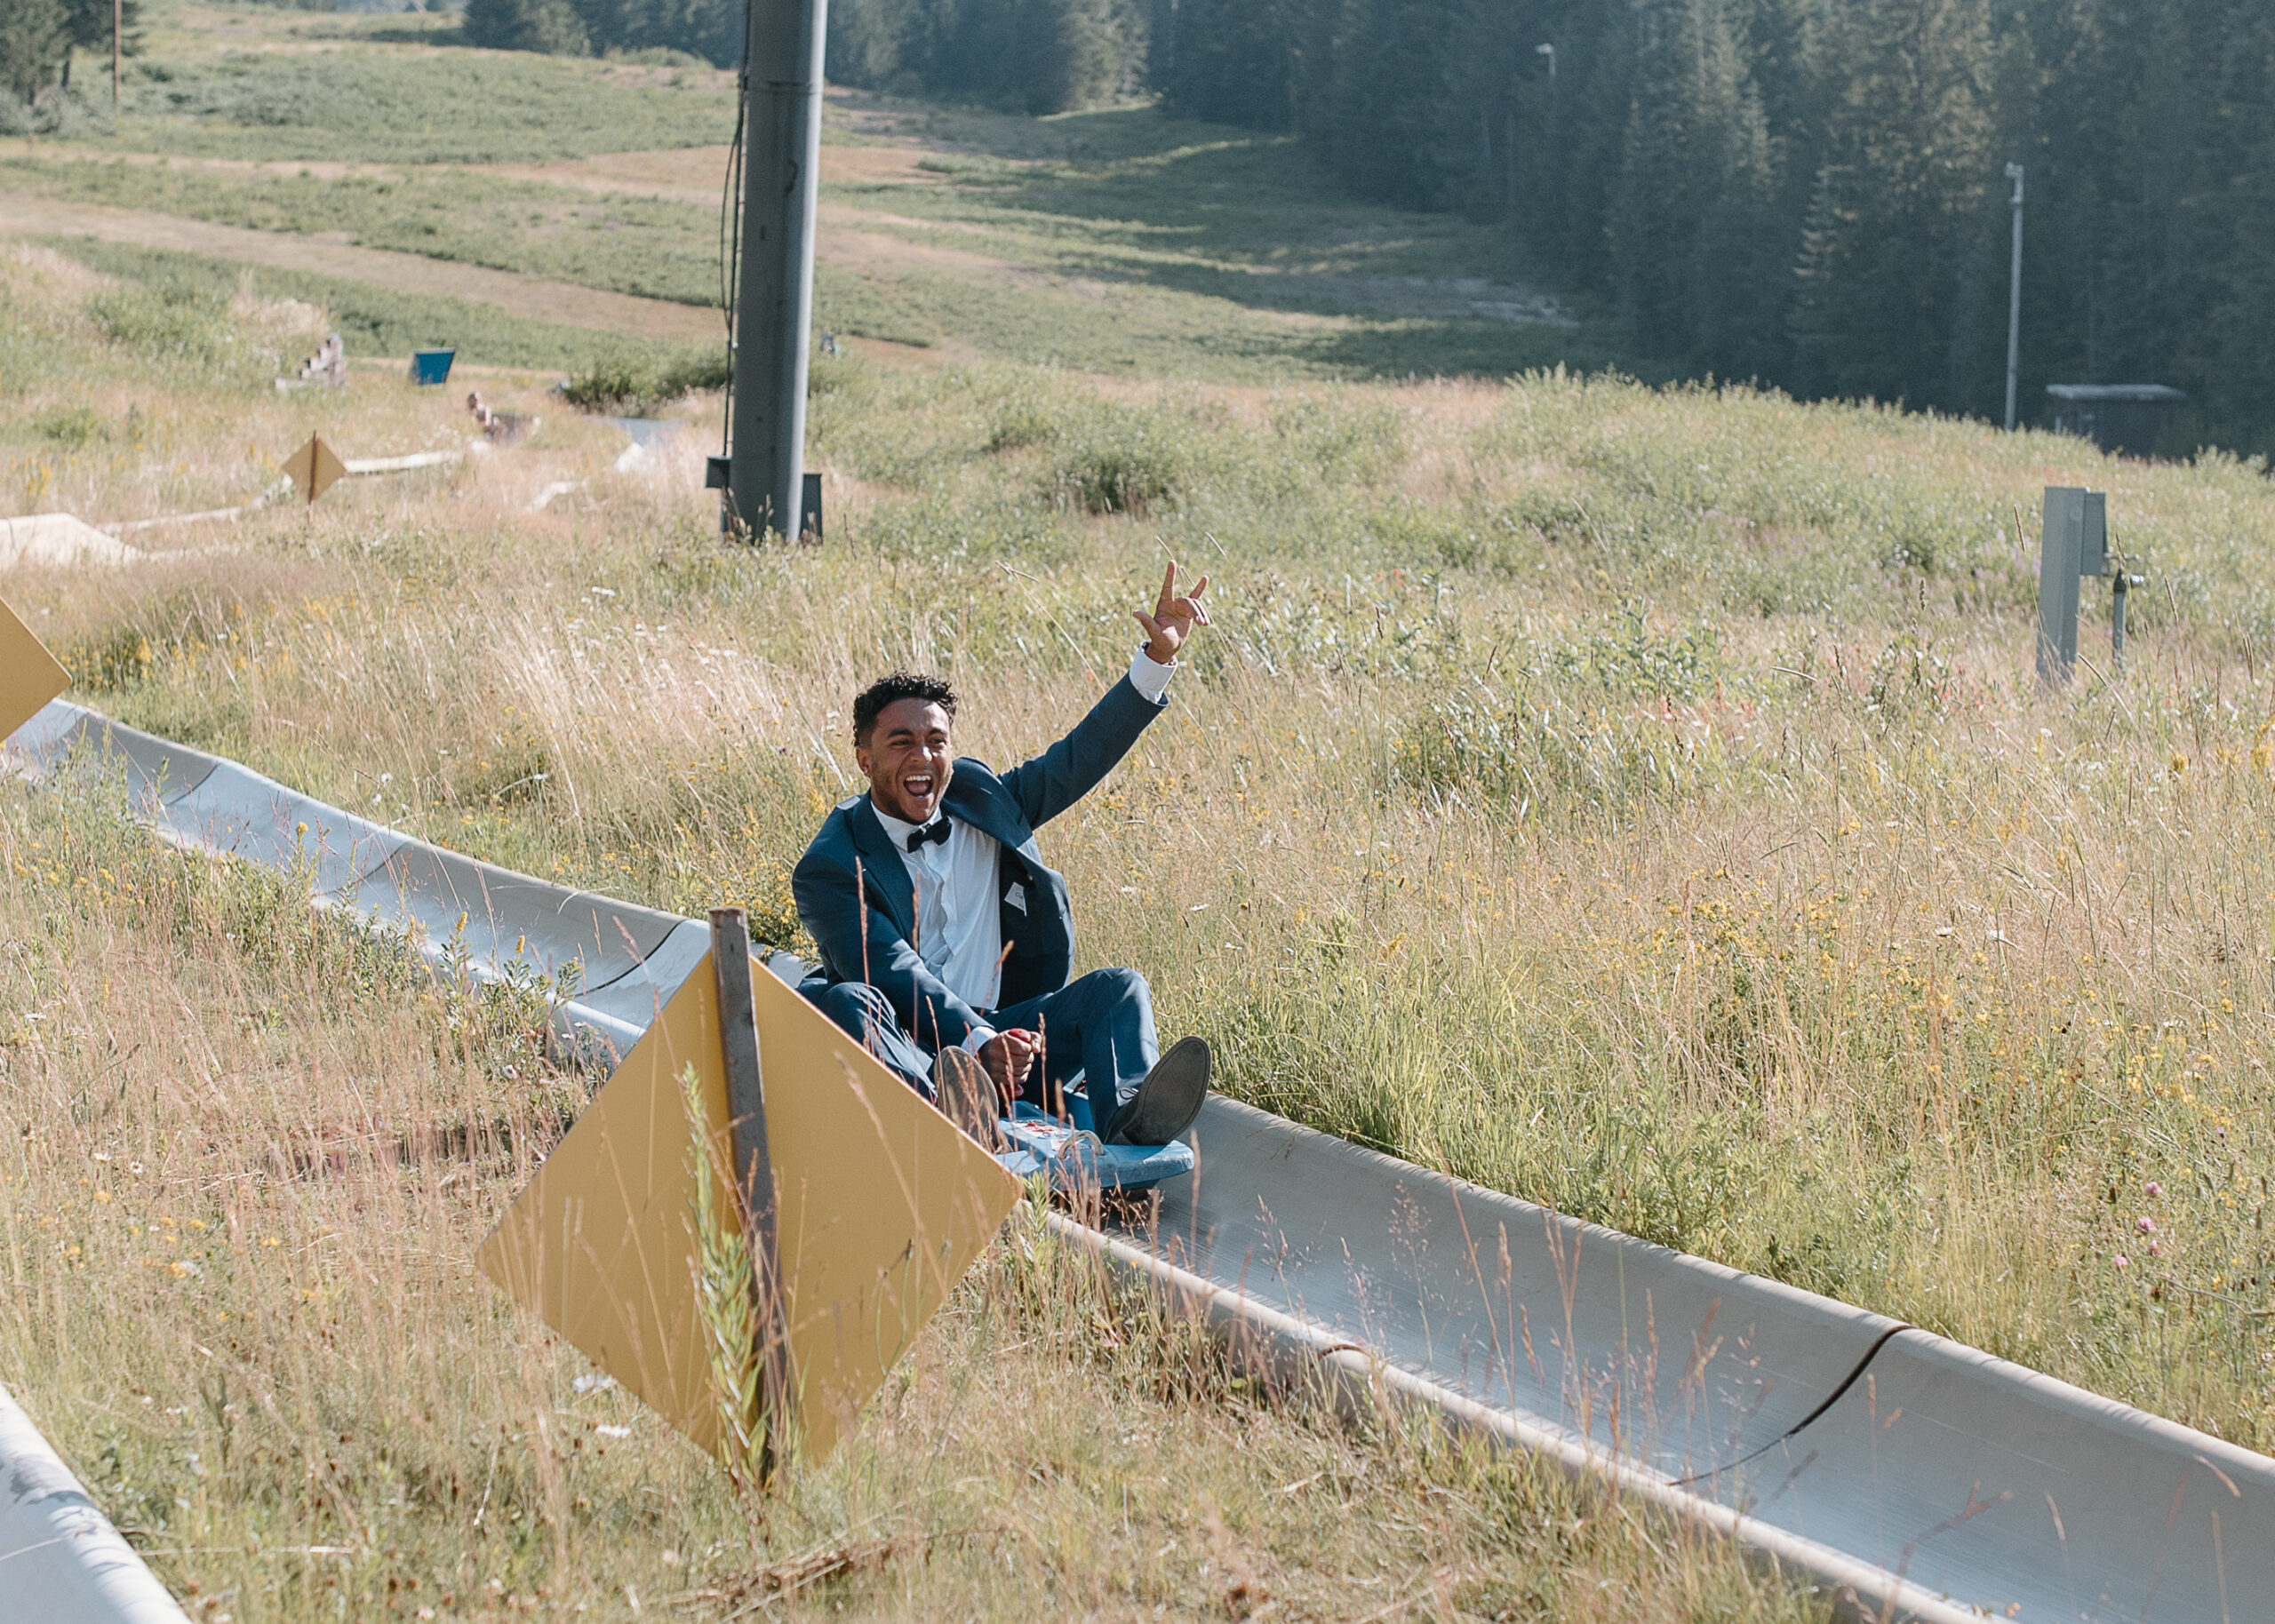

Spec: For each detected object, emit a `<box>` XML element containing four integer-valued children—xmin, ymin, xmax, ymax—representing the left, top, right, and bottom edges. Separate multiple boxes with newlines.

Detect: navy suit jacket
<box><xmin>792</xmin><ymin>673</ymin><xmax>1166</xmax><ymax>1055</ymax></box>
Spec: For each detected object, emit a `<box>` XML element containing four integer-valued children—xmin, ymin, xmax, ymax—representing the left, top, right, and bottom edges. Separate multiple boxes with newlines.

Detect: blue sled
<box><xmin>992</xmin><ymin>1104</ymin><xmax>1194</xmax><ymax>1193</ymax></box>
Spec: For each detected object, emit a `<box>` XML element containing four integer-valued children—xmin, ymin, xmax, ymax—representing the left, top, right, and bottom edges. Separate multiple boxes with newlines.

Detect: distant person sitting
<box><xmin>794</xmin><ymin>564</ymin><xmax>1215</xmax><ymax>1149</ymax></box>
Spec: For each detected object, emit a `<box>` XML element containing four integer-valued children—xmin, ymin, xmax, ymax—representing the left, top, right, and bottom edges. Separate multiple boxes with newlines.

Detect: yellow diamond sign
<box><xmin>0</xmin><ymin>592</ymin><xmax>70</xmax><ymax>742</ymax></box>
<box><xmin>282</xmin><ymin>434</ymin><xmax>347</xmax><ymax>505</ymax></box>
<box><xmin>475</xmin><ymin>954</ymin><xmax>1021</xmax><ymax>1463</ymax></box>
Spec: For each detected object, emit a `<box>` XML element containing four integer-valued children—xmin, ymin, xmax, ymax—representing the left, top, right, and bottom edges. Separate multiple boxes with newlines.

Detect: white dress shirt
<box><xmin>870</xmin><ymin>647</ymin><xmax>1177</xmax><ymax>1055</ymax></box>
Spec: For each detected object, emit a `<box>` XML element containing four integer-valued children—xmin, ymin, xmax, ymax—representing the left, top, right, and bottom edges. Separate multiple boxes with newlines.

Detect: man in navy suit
<box><xmin>794</xmin><ymin>563</ymin><xmax>1213</xmax><ymax>1148</ymax></box>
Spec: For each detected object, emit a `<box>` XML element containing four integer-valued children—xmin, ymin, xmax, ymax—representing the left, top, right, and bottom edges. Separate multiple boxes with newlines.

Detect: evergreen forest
<box><xmin>846</xmin><ymin>0</ymin><xmax>2275</xmax><ymax>455</ymax></box>
<box><xmin>142</xmin><ymin>0</ymin><xmax>2275</xmax><ymax>456</ymax></box>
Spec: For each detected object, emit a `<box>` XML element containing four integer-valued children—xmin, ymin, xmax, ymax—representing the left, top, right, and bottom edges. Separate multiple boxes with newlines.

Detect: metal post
<box><xmin>2004</xmin><ymin>163</ymin><xmax>2024</xmax><ymax>432</ymax></box>
<box><xmin>708</xmin><ymin>907</ymin><xmax>792</xmax><ymax>1470</ymax></box>
<box><xmin>724</xmin><ymin>0</ymin><xmax>828</xmax><ymax>542</ymax></box>
<box><xmin>2111</xmin><ymin>570</ymin><xmax>2128</xmax><ymax>676</ymax></box>
<box><xmin>2038</xmin><ymin>486</ymin><xmax>2082</xmax><ymax>688</ymax></box>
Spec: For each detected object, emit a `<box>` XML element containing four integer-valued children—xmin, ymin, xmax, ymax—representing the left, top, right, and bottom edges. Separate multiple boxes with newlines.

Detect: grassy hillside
<box><xmin>5</xmin><ymin>768</ymin><xmax>1816</xmax><ymax>1621</ymax></box>
<box><xmin>0</xmin><ymin>246</ymin><xmax>1824</xmax><ymax>1618</ymax></box>
<box><xmin>4</xmin><ymin>0</ymin><xmax>1616</xmax><ymax>382</ymax></box>
<box><xmin>112</xmin><ymin>40</ymin><xmax>739</xmax><ymax>163</ymax></box>
<box><xmin>15</xmin><ymin>228</ymin><xmax>2275</xmax><ymax>1453</ymax></box>
<box><xmin>9</xmin><ymin>4</ymin><xmax>2275</xmax><ymax>1617</ymax></box>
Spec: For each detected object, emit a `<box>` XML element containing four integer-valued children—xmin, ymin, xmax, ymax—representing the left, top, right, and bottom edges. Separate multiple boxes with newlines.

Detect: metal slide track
<box><xmin>18</xmin><ymin>701</ymin><xmax>2275</xmax><ymax>1623</ymax></box>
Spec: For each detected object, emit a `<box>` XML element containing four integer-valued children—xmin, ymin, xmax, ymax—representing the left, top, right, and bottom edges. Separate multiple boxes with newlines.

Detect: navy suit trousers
<box><xmin>811</xmin><ymin>968</ymin><xmax>1161</xmax><ymax>1135</ymax></box>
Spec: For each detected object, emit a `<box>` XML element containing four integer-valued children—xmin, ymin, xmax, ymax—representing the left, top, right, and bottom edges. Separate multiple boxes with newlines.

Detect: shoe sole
<box><xmin>1108</xmin><ymin>1035</ymin><xmax>1210</xmax><ymax>1145</ymax></box>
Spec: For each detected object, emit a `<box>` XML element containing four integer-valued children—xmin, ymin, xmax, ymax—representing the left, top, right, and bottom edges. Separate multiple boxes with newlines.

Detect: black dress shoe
<box><xmin>1106</xmin><ymin>1036</ymin><xmax>1211</xmax><ymax>1146</ymax></box>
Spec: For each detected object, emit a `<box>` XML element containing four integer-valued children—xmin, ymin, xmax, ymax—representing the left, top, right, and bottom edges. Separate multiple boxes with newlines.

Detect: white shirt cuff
<box><xmin>961</xmin><ymin>1025</ymin><xmax>997</xmax><ymax>1055</ymax></box>
<box><xmin>1129</xmin><ymin>646</ymin><xmax>1176</xmax><ymax>703</ymax></box>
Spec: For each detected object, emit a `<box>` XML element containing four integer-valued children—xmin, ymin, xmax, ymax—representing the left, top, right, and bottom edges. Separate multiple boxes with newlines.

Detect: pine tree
<box><xmin>1310</xmin><ymin>0</ymin><xmax>1466</xmax><ymax>208</ymax></box>
<box><xmin>1613</xmin><ymin>0</ymin><xmax>1785</xmax><ymax>377</ymax></box>
<box><xmin>2192</xmin><ymin>0</ymin><xmax>2275</xmax><ymax>454</ymax></box>
<box><xmin>462</xmin><ymin>0</ymin><xmax>589</xmax><ymax>55</ymax></box>
<box><xmin>1162</xmin><ymin>0</ymin><xmax>1299</xmax><ymax>128</ymax></box>
<box><xmin>1016</xmin><ymin>0</ymin><xmax>1141</xmax><ymax>113</ymax></box>
<box><xmin>57</xmin><ymin>0</ymin><xmax>140</xmax><ymax>93</ymax></box>
<box><xmin>1792</xmin><ymin>0</ymin><xmax>1995</xmax><ymax>408</ymax></box>
<box><xmin>0</xmin><ymin>0</ymin><xmax>69</xmax><ymax>102</ymax></box>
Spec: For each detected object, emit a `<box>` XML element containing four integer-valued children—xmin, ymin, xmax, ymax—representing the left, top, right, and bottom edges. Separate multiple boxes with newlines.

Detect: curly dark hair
<box><xmin>851</xmin><ymin>671</ymin><xmax>958</xmax><ymax>746</ymax></box>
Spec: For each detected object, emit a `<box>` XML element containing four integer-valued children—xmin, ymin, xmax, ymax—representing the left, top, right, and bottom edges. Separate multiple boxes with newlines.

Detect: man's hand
<box><xmin>978</xmin><ymin>1028</ymin><xmax>1040</xmax><ymax>1110</ymax></box>
<box><xmin>1134</xmin><ymin>561</ymin><xmax>1211</xmax><ymax>665</ymax></box>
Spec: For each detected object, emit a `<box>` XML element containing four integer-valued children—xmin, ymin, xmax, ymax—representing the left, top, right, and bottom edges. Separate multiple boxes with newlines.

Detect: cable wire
<box><xmin>717</xmin><ymin>0</ymin><xmax>752</xmax><ymax>459</ymax></box>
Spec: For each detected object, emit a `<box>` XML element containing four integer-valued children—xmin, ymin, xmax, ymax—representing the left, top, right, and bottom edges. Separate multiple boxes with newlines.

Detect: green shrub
<box><xmin>33</xmin><ymin>404</ymin><xmax>105</xmax><ymax>449</ymax></box>
<box><xmin>1044</xmin><ymin>406</ymin><xmax>1205</xmax><ymax>514</ymax></box>
<box><xmin>658</xmin><ymin>349</ymin><xmax>730</xmax><ymax>398</ymax></box>
<box><xmin>88</xmin><ymin>277</ymin><xmax>245</xmax><ymax>378</ymax></box>
<box><xmin>562</xmin><ymin>355</ymin><xmax>651</xmax><ymax>413</ymax></box>
<box><xmin>61</xmin><ymin>625</ymin><xmax>156</xmax><ymax>693</ymax></box>
<box><xmin>459</xmin><ymin>0</ymin><xmax>592</xmax><ymax>59</ymax></box>
<box><xmin>985</xmin><ymin>382</ymin><xmax>1066</xmax><ymax>452</ymax></box>
<box><xmin>563</xmin><ymin>349</ymin><xmax>730</xmax><ymax>415</ymax></box>
<box><xmin>1057</xmin><ymin>438</ymin><xmax>1182</xmax><ymax>514</ymax></box>
<box><xmin>1268</xmin><ymin>394</ymin><xmax>1409</xmax><ymax>486</ymax></box>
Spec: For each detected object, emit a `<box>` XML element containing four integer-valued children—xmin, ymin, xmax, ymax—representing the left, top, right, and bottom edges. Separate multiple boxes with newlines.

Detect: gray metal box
<box><xmin>2039</xmin><ymin>487</ymin><xmax>2086</xmax><ymax>683</ymax></box>
<box><xmin>2078</xmin><ymin>489</ymin><xmax>2107</xmax><ymax>577</ymax></box>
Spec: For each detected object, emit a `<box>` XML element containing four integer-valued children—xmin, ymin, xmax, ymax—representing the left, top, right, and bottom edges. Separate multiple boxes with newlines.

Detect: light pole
<box><xmin>2003</xmin><ymin>162</ymin><xmax>2024</xmax><ymax>433</ymax></box>
<box><xmin>1536</xmin><ymin>41</ymin><xmax>1554</xmax><ymax>81</ymax></box>
<box><xmin>723</xmin><ymin>0</ymin><xmax>828</xmax><ymax>541</ymax></box>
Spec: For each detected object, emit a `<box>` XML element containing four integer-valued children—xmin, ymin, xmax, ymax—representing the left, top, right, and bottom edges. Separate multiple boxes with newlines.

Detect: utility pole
<box><xmin>725</xmin><ymin>0</ymin><xmax>827</xmax><ymax>541</ymax></box>
<box><xmin>2004</xmin><ymin>162</ymin><xmax>2024</xmax><ymax>433</ymax></box>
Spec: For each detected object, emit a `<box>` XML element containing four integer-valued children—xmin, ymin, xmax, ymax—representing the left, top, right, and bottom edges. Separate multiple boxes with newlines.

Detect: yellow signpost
<box><xmin>0</xmin><ymin>593</ymin><xmax>71</xmax><ymax>742</ymax></box>
<box><xmin>475</xmin><ymin>943</ymin><xmax>1022</xmax><ymax>1464</ymax></box>
<box><xmin>282</xmin><ymin>434</ymin><xmax>347</xmax><ymax>506</ymax></box>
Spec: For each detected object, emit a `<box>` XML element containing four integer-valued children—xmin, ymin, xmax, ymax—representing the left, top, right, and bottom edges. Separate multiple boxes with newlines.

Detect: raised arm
<box><xmin>1000</xmin><ymin>562</ymin><xmax>1209</xmax><ymax>830</ymax></box>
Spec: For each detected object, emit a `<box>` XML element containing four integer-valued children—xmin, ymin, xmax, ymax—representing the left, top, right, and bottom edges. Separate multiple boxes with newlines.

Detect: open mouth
<box><xmin>902</xmin><ymin>772</ymin><xmax>937</xmax><ymax>805</ymax></box>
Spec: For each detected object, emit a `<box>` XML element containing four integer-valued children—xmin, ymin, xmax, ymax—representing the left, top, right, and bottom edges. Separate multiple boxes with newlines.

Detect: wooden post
<box><xmin>708</xmin><ymin>907</ymin><xmax>792</xmax><ymax>1473</ymax></box>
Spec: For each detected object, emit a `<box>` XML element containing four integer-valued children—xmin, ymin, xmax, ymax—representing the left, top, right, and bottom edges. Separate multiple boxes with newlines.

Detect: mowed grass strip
<box><xmin>38</xmin><ymin>237</ymin><xmax>724</xmax><ymax>376</ymax></box>
<box><xmin>0</xmin><ymin>160</ymin><xmax>727</xmax><ymax>307</ymax></box>
<box><xmin>108</xmin><ymin>45</ymin><xmax>739</xmax><ymax>164</ymax></box>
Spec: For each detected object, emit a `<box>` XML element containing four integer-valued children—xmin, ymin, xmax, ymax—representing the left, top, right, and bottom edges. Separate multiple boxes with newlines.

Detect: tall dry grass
<box><xmin>0</xmin><ymin>776</ymin><xmax>1820</xmax><ymax>1620</ymax></box>
<box><xmin>11</xmin><ymin>243</ymin><xmax>2275</xmax><ymax>1611</ymax></box>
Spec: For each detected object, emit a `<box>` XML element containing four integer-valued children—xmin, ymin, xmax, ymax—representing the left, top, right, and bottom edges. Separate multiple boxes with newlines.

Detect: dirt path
<box><xmin>0</xmin><ymin>191</ymin><xmax>723</xmax><ymax>343</ymax></box>
<box><xmin>0</xmin><ymin>139</ymin><xmax>934</xmax><ymax>208</ymax></box>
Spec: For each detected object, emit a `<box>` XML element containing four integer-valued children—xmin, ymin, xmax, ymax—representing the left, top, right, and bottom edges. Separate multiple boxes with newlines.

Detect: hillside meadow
<box><xmin>3</xmin><ymin>0</ymin><xmax>1617</xmax><ymax>386</ymax></box>
<box><xmin>0</xmin><ymin>245</ymin><xmax>1834</xmax><ymax>1618</ymax></box>
<box><xmin>7</xmin><ymin>15</ymin><xmax>2275</xmax><ymax>1612</ymax></box>
<box><xmin>14</xmin><ymin>220</ymin><xmax>2275</xmax><ymax>1434</ymax></box>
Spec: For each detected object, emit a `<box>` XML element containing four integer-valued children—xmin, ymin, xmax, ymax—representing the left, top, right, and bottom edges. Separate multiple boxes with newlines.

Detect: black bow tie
<box><xmin>906</xmin><ymin>818</ymin><xmax>952</xmax><ymax>853</ymax></box>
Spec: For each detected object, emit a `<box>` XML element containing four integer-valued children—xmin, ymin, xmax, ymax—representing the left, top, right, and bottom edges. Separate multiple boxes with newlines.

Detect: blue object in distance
<box><xmin>411</xmin><ymin>349</ymin><xmax>457</xmax><ymax>386</ymax></box>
